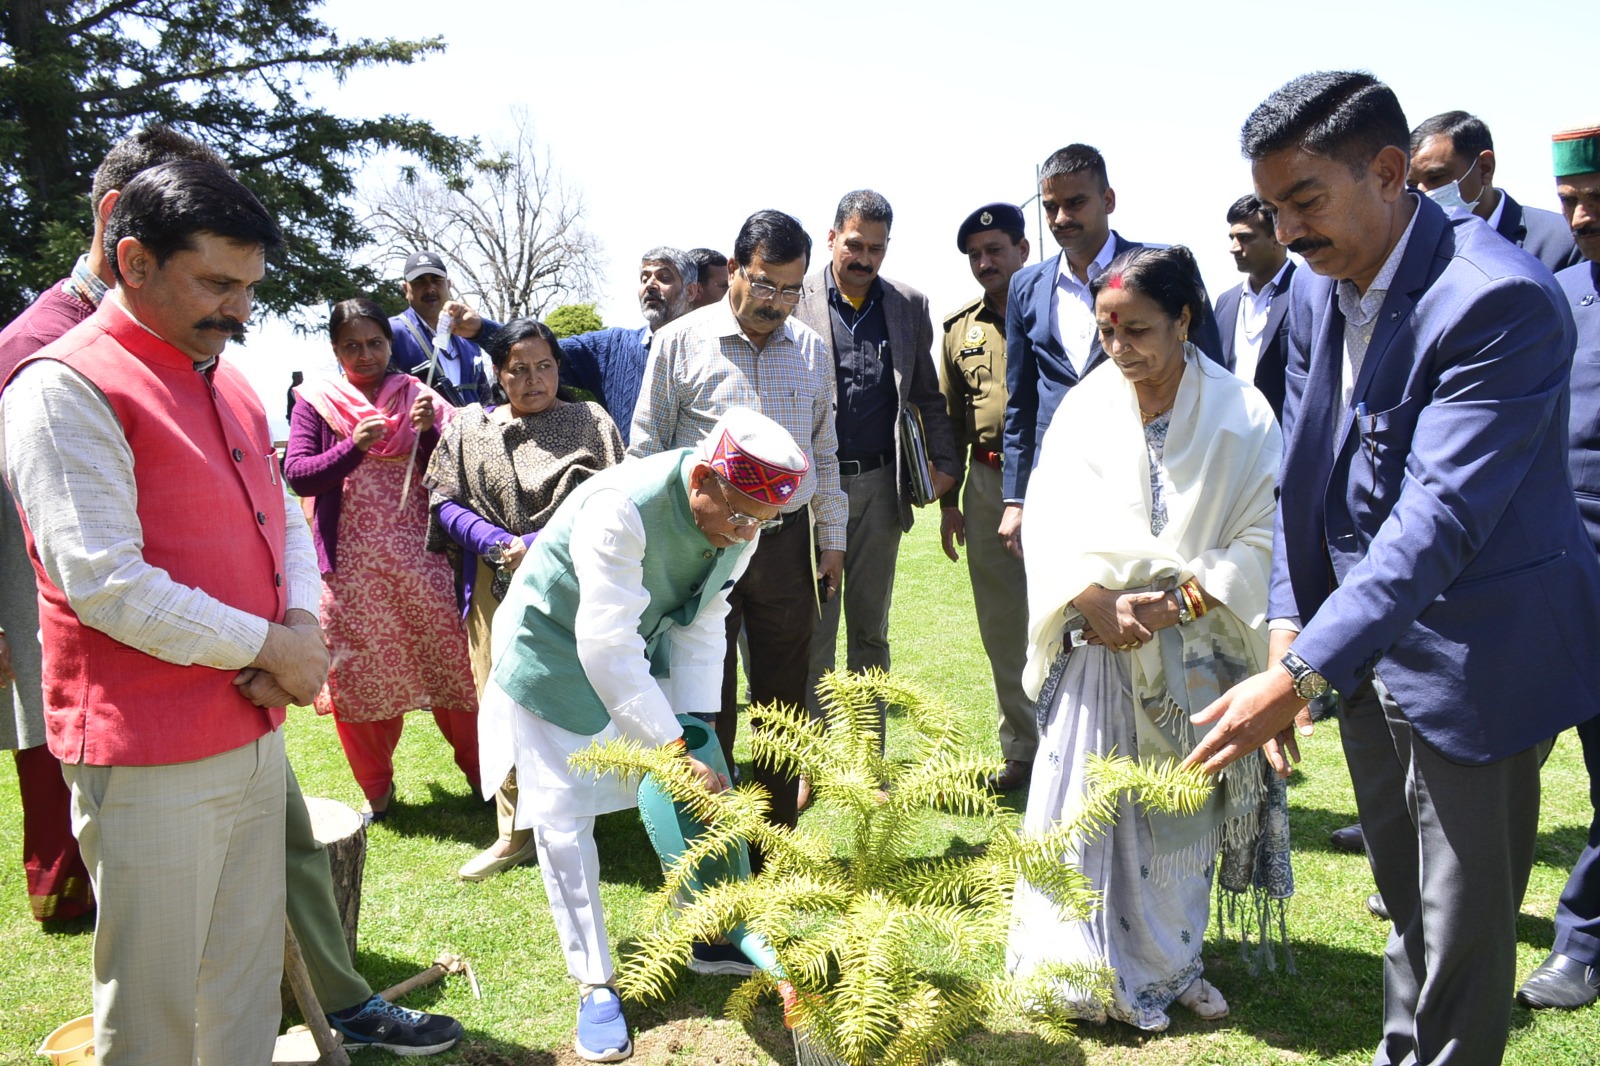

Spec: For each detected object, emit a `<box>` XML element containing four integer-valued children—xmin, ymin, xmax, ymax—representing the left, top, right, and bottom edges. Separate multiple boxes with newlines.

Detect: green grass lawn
<box><xmin>1</xmin><ymin>519</ymin><xmax>1597</xmax><ymax>1064</ymax></box>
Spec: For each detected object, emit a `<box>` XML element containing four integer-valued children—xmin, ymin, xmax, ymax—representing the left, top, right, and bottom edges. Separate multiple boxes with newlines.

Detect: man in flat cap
<box><xmin>1518</xmin><ymin>124</ymin><xmax>1600</xmax><ymax>1011</ymax></box>
<box><xmin>388</xmin><ymin>250</ymin><xmax>498</xmax><ymax>408</ymax></box>
<box><xmin>938</xmin><ymin>203</ymin><xmax>1036</xmax><ymax>792</ymax></box>
<box><xmin>480</xmin><ymin>407</ymin><xmax>807</xmax><ymax>1062</ymax></box>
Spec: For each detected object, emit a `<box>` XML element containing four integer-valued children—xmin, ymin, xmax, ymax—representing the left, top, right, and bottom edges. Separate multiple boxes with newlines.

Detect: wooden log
<box><xmin>281</xmin><ymin>797</ymin><xmax>368</xmax><ymax>1018</ymax></box>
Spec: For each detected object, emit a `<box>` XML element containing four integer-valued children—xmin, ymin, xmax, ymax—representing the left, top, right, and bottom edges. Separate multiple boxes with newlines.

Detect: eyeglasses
<box><xmin>714</xmin><ymin>476</ymin><xmax>784</xmax><ymax>531</ymax></box>
<box><xmin>740</xmin><ymin>267</ymin><xmax>804</xmax><ymax>306</ymax></box>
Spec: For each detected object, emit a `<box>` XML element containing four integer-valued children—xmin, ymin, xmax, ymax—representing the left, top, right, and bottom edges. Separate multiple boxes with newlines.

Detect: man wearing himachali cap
<box><xmin>477</xmin><ymin>407</ymin><xmax>809</xmax><ymax>1062</ymax></box>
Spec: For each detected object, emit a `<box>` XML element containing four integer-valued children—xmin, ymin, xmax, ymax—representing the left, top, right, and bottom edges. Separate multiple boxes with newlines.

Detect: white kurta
<box><xmin>479</xmin><ymin>489</ymin><xmax>752</xmax><ymax>828</ymax></box>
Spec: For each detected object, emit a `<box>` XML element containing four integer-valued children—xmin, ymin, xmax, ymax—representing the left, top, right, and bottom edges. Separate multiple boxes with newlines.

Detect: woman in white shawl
<box><xmin>1008</xmin><ymin>246</ymin><xmax>1289</xmax><ymax>1032</ymax></box>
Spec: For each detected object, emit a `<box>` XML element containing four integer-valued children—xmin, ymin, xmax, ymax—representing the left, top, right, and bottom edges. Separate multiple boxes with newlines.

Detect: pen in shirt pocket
<box><xmin>266</xmin><ymin>450</ymin><xmax>279</xmax><ymax>486</ymax></box>
<box><xmin>1355</xmin><ymin>402</ymin><xmax>1376</xmax><ymax>462</ymax></box>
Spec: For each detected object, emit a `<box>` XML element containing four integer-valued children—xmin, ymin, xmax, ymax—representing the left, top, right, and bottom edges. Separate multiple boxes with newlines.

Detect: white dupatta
<box><xmin>1023</xmin><ymin>345</ymin><xmax>1283</xmax><ymax>872</ymax></box>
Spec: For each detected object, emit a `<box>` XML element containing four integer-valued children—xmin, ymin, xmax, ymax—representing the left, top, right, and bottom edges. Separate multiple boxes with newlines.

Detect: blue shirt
<box><xmin>559</xmin><ymin>326</ymin><xmax>651</xmax><ymax>445</ymax></box>
<box><xmin>388</xmin><ymin>308</ymin><xmax>497</xmax><ymax>408</ymax></box>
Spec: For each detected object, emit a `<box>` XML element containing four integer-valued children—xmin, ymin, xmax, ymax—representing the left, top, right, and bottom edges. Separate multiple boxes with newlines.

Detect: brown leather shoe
<box><xmin>987</xmin><ymin>759</ymin><xmax>1033</xmax><ymax>793</ymax></box>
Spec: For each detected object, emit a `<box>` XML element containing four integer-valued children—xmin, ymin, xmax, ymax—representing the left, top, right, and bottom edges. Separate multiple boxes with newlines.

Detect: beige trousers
<box><xmin>67</xmin><ymin>728</ymin><xmax>287</xmax><ymax>1065</ymax></box>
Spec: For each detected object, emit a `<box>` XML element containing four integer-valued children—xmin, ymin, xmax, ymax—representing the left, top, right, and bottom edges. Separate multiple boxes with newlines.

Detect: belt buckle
<box><xmin>839</xmin><ymin>459</ymin><xmax>863</xmax><ymax>477</ymax></box>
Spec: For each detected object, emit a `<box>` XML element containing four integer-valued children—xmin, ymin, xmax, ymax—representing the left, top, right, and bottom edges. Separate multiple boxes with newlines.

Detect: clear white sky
<box><xmin>244</xmin><ymin>0</ymin><xmax>1596</xmax><ymax>437</ymax></box>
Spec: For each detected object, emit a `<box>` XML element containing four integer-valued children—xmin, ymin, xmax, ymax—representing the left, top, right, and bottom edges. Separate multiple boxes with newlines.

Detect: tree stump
<box><xmin>281</xmin><ymin>797</ymin><xmax>368</xmax><ymax>1018</ymax></box>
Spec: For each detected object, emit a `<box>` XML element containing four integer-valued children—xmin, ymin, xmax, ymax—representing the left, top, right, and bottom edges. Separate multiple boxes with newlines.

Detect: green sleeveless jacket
<box><xmin>488</xmin><ymin>449</ymin><xmax>748</xmax><ymax>735</ymax></box>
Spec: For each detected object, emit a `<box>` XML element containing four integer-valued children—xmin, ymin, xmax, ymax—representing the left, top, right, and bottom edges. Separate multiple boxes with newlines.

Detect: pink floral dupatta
<box><xmin>295</xmin><ymin>372</ymin><xmax>456</xmax><ymax>458</ymax></box>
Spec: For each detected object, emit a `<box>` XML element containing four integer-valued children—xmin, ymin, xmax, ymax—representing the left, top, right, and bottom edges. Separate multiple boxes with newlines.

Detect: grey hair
<box><xmin>640</xmin><ymin>246</ymin><xmax>697</xmax><ymax>287</ymax></box>
<box><xmin>833</xmin><ymin>189</ymin><xmax>894</xmax><ymax>232</ymax></box>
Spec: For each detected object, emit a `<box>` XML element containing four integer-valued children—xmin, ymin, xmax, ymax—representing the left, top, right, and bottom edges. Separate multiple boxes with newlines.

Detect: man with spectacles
<box><xmin>482</xmin><ymin>408</ymin><xmax>809</xmax><ymax>1061</ymax></box>
<box><xmin>630</xmin><ymin>210</ymin><xmax>844</xmax><ymax>845</ymax></box>
<box><xmin>792</xmin><ymin>190</ymin><xmax>959</xmax><ymax>766</ymax></box>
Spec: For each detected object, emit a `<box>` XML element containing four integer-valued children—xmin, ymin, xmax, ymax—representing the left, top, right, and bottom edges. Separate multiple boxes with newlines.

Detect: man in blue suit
<box><xmin>1187</xmin><ymin>73</ymin><xmax>1600</xmax><ymax>1066</ymax></box>
<box><xmin>1518</xmin><ymin>124</ymin><xmax>1600</xmax><ymax>1012</ymax></box>
<box><xmin>1409</xmin><ymin>111</ymin><xmax>1581</xmax><ymax>274</ymax></box>
<box><xmin>1213</xmin><ymin>194</ymin><xmax>1296</xmax><ymax>421</ymax></box>
<box><xmin>999</xmin><ymin>144</ymin><xmax>1224</xmax><ymax>557</ymax></box>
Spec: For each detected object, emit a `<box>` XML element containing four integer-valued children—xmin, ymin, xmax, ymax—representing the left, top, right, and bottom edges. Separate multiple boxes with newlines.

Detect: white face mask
<box><xmin>1424</xmin><ymin>161</ymin><xmax>1482</xmax><ymax>218</ymax></box>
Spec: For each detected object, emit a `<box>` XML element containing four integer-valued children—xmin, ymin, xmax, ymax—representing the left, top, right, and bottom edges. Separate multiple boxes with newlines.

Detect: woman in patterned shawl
<box><xmin>424</xmin><ymin>317</ymin><xmax>624</xmax><ymax>881</ymax></box>
<box><xmin>285</xmin><ymin>298</ymin><xmax>480</xmax><ymax>825</ymax></box>
<box><xmin>1008</xmin><ymin>246</ymin><xmax>1291</xmax><ymax>1032</ymax></box>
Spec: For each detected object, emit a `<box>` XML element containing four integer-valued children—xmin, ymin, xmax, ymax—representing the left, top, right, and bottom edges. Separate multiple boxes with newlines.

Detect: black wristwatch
<box><xmin>1280</xmin><ymin>649</ymin><xmax>1329</xmax><ymax>701</ymax></box>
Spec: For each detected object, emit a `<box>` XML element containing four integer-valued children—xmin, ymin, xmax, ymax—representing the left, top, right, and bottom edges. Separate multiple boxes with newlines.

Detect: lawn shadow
<box><xmin>1533</xmin><ymin>823</ymin><xmax>1592</xmax><ymax>869</ymax></box>
<box><xmin>944</xmin><ymin>1027</ymin><xmax>1091</xmax><ymax>1065</ymax></box>
<box><xmin>1140</xmin><ymin>935</ymin><xmax>1383</xmax><ymax>1058</ymax></box>
<box><xmin>38</xmin><ymin>911</ymin><xmax>94</xmax><ymax>938</ymax></box>
<box><xmin>376</xmin><ymin>781</ymin><xmax>497</xmax><ymax>846</ymax></box>
<box><xmin>1284</xmin><ymin>804</ymin><xmax>1365</xmax><ymax>854</ymax></box>
<box><xmin>453</xmin><ymin>1040</ymin><xmax>558</xmax><ymax>1065</ymax></box>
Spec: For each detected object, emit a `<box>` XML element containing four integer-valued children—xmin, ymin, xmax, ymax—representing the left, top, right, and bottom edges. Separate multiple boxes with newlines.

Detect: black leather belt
<box><xmin>837</xmin><ymin>451</ymin><xmax>891</xmax><ymax>476</ymax></box>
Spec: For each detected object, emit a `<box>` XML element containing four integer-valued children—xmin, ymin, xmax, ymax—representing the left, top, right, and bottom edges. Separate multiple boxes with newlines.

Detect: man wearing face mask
<box><xmin>1409</xmin><ymin>111</ymin><xmax>1580</xmax><ymax>273</ymax></box>
<box><xmin>560</xmin><ymin>247</ymin><xmax>699</xmax><ymax>444</ymax></box>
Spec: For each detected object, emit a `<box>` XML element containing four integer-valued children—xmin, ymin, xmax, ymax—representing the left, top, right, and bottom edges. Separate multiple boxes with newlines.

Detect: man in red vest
<box><xmin>0</xmin><ymin>160</ymin><xmax>328</xmax><ymax>1064</ymax></box>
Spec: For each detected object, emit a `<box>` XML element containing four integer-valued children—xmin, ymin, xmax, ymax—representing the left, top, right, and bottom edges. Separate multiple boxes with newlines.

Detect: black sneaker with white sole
<box><xmin>326</xmin><ymin>995</ymin><xmax>464</xmax><ymax>1056</ymax></box>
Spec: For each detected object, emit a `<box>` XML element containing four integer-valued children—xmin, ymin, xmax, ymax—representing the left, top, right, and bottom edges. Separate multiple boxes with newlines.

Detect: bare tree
<box><xmin>364</xmin><ymin>113</ymin><xmax>601</xmax><ymax>321</ymax></box>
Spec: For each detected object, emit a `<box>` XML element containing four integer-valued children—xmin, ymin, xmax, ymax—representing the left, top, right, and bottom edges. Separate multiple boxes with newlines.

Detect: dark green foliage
<box><xmin>0</xmin><ymin>0</ymin><xmax>473</xmax><ymax>322</ymax></box>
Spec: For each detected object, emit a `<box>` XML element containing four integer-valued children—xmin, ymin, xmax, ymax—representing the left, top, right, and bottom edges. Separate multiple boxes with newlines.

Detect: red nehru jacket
<box><xmin>13</xmin><ymin>300</ymin><xmax>289</xmax><ymax>766</ymax></box>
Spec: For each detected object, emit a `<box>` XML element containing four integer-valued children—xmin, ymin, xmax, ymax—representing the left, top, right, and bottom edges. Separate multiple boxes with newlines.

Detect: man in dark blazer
<box><xmin>1519</xmin><ymin>125</ymin><xmax>1600</xmax><ymax>1011</ymax></box>
<box><xmin>1000</xmin><ymin>144</ymin><xmax>1225</xmax><ymax>557</ymax></box>
<box><xmin>1409</xmin><ymin>110</ymin><xmax>1581</xmax><ymax>274</ymax></box>
<box><xmin>1188</xmin><ymin>73</ymin><xmax>1600</xmax><ymax>1066</ymax></box>
<box><xmin>1214</xmin><ymin>194</ymin><xmax>1296</xmax><ymax>421</ymax></box>
<box><xmin>794</xmin><ymin>189</ymin><xmax>959</xmax><ymax>734</ymax></box>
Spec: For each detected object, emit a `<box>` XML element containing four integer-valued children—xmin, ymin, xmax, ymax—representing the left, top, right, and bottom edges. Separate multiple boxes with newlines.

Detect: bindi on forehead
<box><xmin>1110</xmin><ymin>311</ymin><xmax>1119</xmax><ymax>324</ymax></box>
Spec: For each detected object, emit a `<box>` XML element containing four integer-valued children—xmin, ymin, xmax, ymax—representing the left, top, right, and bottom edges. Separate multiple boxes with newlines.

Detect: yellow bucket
<box><xmin>36</xmin><ymin>1014</ymin><xmax>94</xmax><ymax>1064</ymax></box>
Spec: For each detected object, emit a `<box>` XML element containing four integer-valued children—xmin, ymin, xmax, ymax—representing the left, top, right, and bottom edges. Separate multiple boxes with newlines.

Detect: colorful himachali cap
<box><xmin>1553</xmin><ymin>126</ymin><xmax>1600</xmax><ymax>178</ymax></box>
<box><xmin>698</xmin><ymin>408</ymin><xmax>809</xmax><ymax>506</ymax></box>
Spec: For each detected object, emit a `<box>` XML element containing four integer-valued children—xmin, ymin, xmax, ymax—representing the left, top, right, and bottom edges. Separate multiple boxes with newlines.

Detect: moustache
<box><xmin>1286</xmin><ymin>236</ymin><xmax>1331</xmax><ymax>255</ymax></box>
<box><xmin>978</xmin><ymin>269</ymin><xmax>999</xmax><ymax>280</ymax></box>
<box><xmin>753</xmin><ymin>306</ymin><xmax>786</xmax><ymax>322</ymax></box>
<box><xmin>846</xmin><ymin>263</ymin><xmax>873</xmax><ymax>274</ymax></box>
<box><xmin>195</xmin><ymin>316</ymin><xmax>247</xmax><ymax>338</ymax></box>
<box><xmin>1574</xmin><ymin>225</ymin><xmax>1600</xmax><ymax>240</ymax></box>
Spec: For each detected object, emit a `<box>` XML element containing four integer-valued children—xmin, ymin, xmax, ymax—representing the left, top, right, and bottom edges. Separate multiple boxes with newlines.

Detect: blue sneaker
<box><xmin>575</xmin><ymin>986</ymin><xmax>631</xmax><ymax>1062</ymax></box>
<box><xmin>326</xmin><ymin>995</ymin><xmax>463</xmax><ymax>1056</ymax></box>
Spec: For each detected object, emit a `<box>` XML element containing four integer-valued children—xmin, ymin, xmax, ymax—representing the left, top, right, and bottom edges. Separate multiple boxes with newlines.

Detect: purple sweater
<box><xmin>282</xmin><ymin>395</ymin><xmax>440</xmax><ymax>573</ymax></box>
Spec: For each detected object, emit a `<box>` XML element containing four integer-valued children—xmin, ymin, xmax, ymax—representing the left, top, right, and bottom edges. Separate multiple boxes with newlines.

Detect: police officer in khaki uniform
<box><xmin>939</xmin><ymin>203</ymin><xmax>1036</xmax><ymax>791</ymax></box>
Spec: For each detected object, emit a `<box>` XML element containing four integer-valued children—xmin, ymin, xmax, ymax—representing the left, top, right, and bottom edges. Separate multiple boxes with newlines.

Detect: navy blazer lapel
<box><xmin>1335</xmin><ymin>201</ymin><xmax>1442</xmax><ymax>454</ymax></box>
<box><xmin>1495</xmin><ymin>193</ymin><xmax>1528</xmax><ymax>246</ymax></box>
<box><xmin>1303</xmin><ymin>280</ymin><xmax>1345</xmax><ymax>461</ymax></box>
<box><xmin>1262</xmin><ymin>262</ymin><xmax>1295</xmax><ymax>344</ymax></box>
<box><xmin>1025</xmin><ymin>261</ymin><xmax>1060</xmax><ymax>360</ymax></box>
<box><xmin>1215</xmin><ymin>286</ymin><xmax>1240</xmax><ymax>367</ymax></box>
